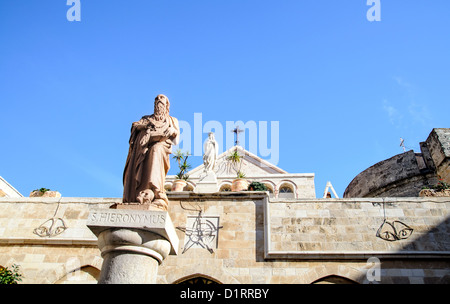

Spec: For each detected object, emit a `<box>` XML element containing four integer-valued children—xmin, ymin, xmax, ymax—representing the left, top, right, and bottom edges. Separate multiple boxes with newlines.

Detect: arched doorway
<box><xmin>312</xmin><ymin>275</ymin><xmax>358</xmax><ymax>284</ymax></box>
<box><xmin>55</xmin><ymin>265</ymin><xmax>100</xmax><ymax>284</ymax></box>
<box><xmin>173</xmin><ymin>274</ymin><xmax>222</xmax><ymax>284</ymax></box>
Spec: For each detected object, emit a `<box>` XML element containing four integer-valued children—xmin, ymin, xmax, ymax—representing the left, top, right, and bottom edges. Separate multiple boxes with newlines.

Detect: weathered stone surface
<box><xmin>427</xmin><ymin>128</ymin><xmax>450</xmax><ymax>167</ymax></box>
<box><xmin>426</xmin><ymin>128</ymin><xmax>450</xmax><ymax>184</ymax></box>
<box><xmin>344</xmin><ymin>151</ymin><xmax>437</xmax><ymax>198</ymax></box>
<box><xmin>419</xmin><ymin>189</ymin><xmax>450</xmax><ymax>197</ymax></box>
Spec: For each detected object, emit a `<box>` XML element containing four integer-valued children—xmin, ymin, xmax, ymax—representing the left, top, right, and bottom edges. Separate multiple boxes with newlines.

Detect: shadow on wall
<box><xmin>355</xmin><ymin>215</ymin><xmax>450</xmax><ymax>284</ymax></box>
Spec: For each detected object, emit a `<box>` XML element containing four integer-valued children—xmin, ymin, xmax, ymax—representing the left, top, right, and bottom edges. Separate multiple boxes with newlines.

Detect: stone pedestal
<box><xmin>87</xmin><ymin>208</ymin><xmax>178</xmax><ymax>284</ymax></box>
<box><xmin>195</xmin><ymin>171</ymin><xmax>219</xmax><ymax>193</ymax></box>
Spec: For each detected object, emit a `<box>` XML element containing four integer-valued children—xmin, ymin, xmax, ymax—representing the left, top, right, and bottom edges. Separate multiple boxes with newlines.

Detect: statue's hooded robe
<box><xmin>123</xmin><ymin>101</ymin><xmax>179</xmax><ymax>203</ymax></box>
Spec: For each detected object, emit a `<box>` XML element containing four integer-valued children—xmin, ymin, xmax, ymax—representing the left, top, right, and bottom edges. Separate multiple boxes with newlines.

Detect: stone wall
<box><xmin>1</xmin><ymin>193</ymin><xmax>449</xmax><ymax>284</ymax></box>
<box><xmin>159</xmin><ymin>194</ymin><xmax>450</xmax><ymax>284</ymax></box>
<box><xmin>427</xmin><ymin>128</ymin><xmax>450</xmax><ymax>184</ymax></box>
<box><xmin>0</xmin><ymin>197</ymin><xmax>113</xmax><ymax>284</ymax></box>
<box><xmin>268</xmin><ymin>198</ymin><xmax>450</xmax><ymax>256</ymax></box>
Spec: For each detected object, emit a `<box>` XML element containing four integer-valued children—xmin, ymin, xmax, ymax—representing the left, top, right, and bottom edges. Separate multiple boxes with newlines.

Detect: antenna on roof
<box><xmin>400</xmin><ymin>138</ymin><xmax>406</xmax><ymax>153</ymax></box>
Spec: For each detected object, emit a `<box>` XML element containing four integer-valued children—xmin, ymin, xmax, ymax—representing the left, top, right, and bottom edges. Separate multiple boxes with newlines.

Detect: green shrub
<box><xmin>0</xmin><ymin>264</ymin><xmax>23</xmax><ymax>284</ymax></box>
<box><xmin>248</xmin><ymin>182</ymin><xmax>267</xmax><ymax>191</ymax></box>
<box><xmin>423</xmin><ymin>179</ymin><xmax>450</xmax><ymax>191</ymax></box>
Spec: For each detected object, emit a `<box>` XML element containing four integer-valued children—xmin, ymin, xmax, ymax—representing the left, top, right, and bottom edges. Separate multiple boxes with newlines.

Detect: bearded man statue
<box><xmin>122</xmin><ymin>94</ymin><xmax>180</xmax><ymax>211</ymax></box>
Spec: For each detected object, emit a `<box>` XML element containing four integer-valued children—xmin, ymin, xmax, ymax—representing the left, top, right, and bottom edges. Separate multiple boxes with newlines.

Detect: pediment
<box><xmin>188</xmin><ymin>146</ymin><xmax>287</xmax><ymax>178</ymax></box>
<box><xmin>0</xmin><ymin>176</ymin><xmax>23</xmax><ymax>198</ymax></box>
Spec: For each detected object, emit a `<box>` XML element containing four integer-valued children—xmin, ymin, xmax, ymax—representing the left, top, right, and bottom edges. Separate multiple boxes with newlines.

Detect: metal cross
<box><xmin>232</xmin><ymin>126</ymin><xmax>244</xmax><ymax>146</ymax></box>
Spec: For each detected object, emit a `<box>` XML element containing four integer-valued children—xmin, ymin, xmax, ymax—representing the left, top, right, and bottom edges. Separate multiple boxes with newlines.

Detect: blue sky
<box><xmin>0</xmin><ymin>1</ymin><xmax>448</xmax><ymax>198</ymax></box>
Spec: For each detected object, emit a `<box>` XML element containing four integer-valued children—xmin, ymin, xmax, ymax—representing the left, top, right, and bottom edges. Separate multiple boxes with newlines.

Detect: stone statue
<box><xmin>195</xmin><ymin>132</ymin><xmax>219</xmax><ymax>193</ymax></box>
<box><xmin>203</xmin><ymin>132</ymin><xmax>219</xmax><ymax>173</ymax></box>
<box><xmin>122</xmin><ymin>94</ymin><xmax>180</xmax><ymax>210</ymax></box>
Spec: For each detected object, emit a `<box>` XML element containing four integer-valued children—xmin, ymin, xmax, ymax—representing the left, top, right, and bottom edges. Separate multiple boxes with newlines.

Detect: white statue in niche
<box><xmin>203</xmin><ymin>132</ymin><xmax>219</xmax><ymax>173</ymax></box>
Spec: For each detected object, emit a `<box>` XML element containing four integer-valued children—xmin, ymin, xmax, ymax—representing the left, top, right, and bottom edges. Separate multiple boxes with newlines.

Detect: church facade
<box><xmin>0</xmin><ymin>129</ymin><xmax>449</xmax><ymax>284</ymax></box>
<box><xmin>166</xmin><ymin>145</ymin><xmax>316</xmax><ymax>199</ymax></box>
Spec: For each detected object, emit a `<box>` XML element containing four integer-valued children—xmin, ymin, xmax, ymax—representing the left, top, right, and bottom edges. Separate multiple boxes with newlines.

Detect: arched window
<box><xmin>219</xmin><ymin>184</ymin><xmax>232</xmax><ymax>192</ymax></box>
<box><xmin>264</xmin><ymin>184</ymin><xmax>274</xmax><ymax>198</ymax></box>
<box><xmin>278</xmin><ymin>184</ymin><xmax>295</xmax><ymax>198</ymax></box>
<box><xmin>183</xmin><ymin>184</ymin><xmax>194</xmax><ymax>192</ymax></box>
<box><xmin>279</xmin><ymin>186</ymin><xmax>292</xmax><ymax>193</ymax></box>
<box><xmin>55</xmin><ymin>266</ymin><xmax>100</xmax><ymax>284</ymax></box>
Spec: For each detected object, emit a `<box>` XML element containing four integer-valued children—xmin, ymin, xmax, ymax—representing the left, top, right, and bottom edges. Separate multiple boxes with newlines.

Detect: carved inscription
<box><xmin>89</xmin><ymin>211</ymin><xmax>165</xmax><ymax>225</ymax></box>
<box><xmin>87</xmin><ymin>208</ymin><xmax>179</xmax><ymax>255</ymax></box>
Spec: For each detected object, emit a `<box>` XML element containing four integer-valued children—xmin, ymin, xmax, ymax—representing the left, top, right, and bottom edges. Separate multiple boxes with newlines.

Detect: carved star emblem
<box><xmin>177</xmin><ymin>212</ymin><xmax>223</xmax><ymax>254</ymax></box>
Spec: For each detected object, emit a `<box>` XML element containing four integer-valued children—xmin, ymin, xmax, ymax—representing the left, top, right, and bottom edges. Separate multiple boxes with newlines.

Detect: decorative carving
<box><xmin>376</xmin><ymin>219</ymin><xmax>413</xmax><ymax>242</ymax></box>
<box><xmin>177</xmin><ymin>211</ymin><xmax>222</xmax><ymax>254</ymax></box>
<box><xmin>33</xmin><ymin>217</ymin><xmax>67</xmax><ymax>238</ymax></box>
<box><xmin>33</xmin><ymin>201</ymin><xmax>67</xmax><ymax>238</ymax></box>
<box><xmin>376</xmin><ymin>201</ymin><xmax>413</xmax><ymax>242</ymax></box>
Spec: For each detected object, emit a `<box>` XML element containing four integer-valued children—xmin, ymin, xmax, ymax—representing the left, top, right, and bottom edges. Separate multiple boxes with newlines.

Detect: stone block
<box><xmin>426</xmin><ymin>128</ymin><xmax>450</xmax><ymax>184</ymax></box>
<box><xmin>194</xmin><ymin>172</ymin><xmax>219</xmax><ymax>193</ymax></box>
